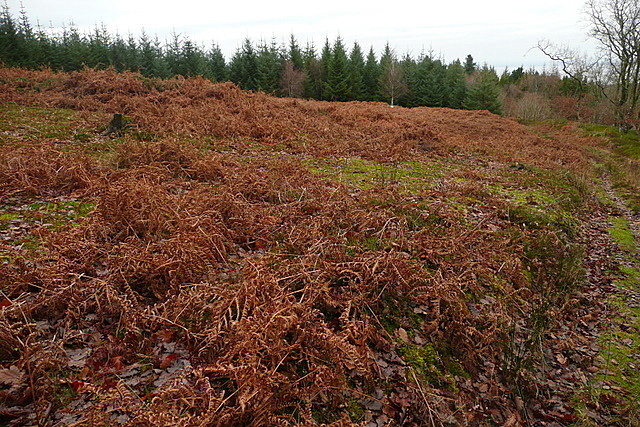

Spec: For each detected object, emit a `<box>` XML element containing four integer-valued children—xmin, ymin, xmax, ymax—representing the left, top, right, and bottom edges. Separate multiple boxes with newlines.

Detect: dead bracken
<box><xmin>0</xmin><ymin>68</ymin><xmax>638</xmax><ymax>426</ymax></box>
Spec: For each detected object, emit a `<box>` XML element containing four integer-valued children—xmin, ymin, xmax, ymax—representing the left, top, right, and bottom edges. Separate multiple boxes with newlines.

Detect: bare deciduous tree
<box><xmin>380</xmin><ymin>61</ymin><xmax>407</xmax><ymax>107</ymax></box>
<box><xmin>539</xmin><ymin>0</ymin><xmax>640</xmax><ymax>127</ymax></box>
<box><xmin>279</xmin><ymin>61</ymin><xmax>306</xmax><ymax>98</ymax></box>
<box><xmin>588</xmin><ymin>0</ymin><xmax>640</xmax><ymax>120</ymax></box>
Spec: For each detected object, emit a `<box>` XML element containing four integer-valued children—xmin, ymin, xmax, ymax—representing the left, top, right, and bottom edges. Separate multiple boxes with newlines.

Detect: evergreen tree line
<box><xmin>0</xmin><ymin>4</ymin><xmax>502</xmax><ymax>114</ymax></box>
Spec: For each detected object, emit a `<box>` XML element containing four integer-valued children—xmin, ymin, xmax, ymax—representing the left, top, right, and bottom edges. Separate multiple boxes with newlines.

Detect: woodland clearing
<box><xmin>0</xmin><ymin>68</ymin><xmax>639</xmax><ymax>426</ymax></box>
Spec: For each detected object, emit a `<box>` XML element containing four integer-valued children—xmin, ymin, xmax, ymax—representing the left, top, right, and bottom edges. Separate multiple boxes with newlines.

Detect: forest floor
<box><xmin>0</xmin><ymin>68</ymin><xmax>639</xmax><ymax>426</ymax></box>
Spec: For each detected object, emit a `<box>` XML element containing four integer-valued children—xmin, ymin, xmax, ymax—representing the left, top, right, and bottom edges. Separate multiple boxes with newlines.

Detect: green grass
<box><xmin>581</xmin><ymin>123</ymin><xmax>640</xmax><ymax>159</ymax></box>
<box><xmin>610</xmin><ymin>216</ymin><xmax>638</xmax><ymax>255</ymax></box>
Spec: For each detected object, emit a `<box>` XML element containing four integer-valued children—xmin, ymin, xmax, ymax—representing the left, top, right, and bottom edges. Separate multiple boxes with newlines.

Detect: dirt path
<box><xmin>559</xmin><ymin>175</ymin><xmax>640</xmax><ymax>425</ymax></box>
<box><xmin>513</xmin><ymin>172</ymin><xmax>639</xmax><ymax>426</ymax></box>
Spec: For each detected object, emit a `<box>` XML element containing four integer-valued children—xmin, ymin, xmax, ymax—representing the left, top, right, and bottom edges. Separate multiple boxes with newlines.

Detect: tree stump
<box><xmin>101</xmin><ymin>113</ymin><xmax>128</xmax><ymax>137</ymax></box>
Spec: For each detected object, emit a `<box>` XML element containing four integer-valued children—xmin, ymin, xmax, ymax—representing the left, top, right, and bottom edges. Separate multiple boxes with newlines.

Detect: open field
<box><xmin>0</xmin><ymin>68</ymin><xmax>639</xmax><ymax>426</ymax></box>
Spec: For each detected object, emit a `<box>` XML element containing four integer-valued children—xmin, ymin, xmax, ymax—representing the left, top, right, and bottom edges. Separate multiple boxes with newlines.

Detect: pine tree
<box><xmin>348</xmin><ymin>42</ymin><xmax>365</xmax><ymax>100</ymax></box>
<box><xmin>464</xmin><ymin>67</ymin><xmax>502</xmax><ymax>114</ymax></box>
<box><xmin>324</xmin><ymin>36</ymin><xmax>350</xmax><ymax>101</ymax></box>
<box><xmin>362</xmin><ymin>47</ymin><xmax>379</xmax><ymax>101</ymax></box>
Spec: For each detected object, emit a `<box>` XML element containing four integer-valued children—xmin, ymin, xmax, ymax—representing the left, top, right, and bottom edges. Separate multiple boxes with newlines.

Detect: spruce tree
<box><xmin>150</xmin><ymin>39</ymin><xmax>172</xmax><ymax>78</ymax></box>
<box><xmin>287</xmin><ymin>34</ymin><xmax>304</xmax><ymax>71</ymax></box>
<box><xmin>207</xmin><ymin>43</ymin><xmax>227</xmax><ymax>82</ymax></box>
<box><xmin>35</xmin><ymin>22</ymin><xmax>55</xmax><ymax>68</ymax></box>
<box><xmin>16</xmin><ymin>4</ymin><xmax>38</xmax><ymax>68</ymax></box>
<box><xmin>319</xmin><ymin>38</ymin><xmax>332</xmax><ymax>100</ymax></box>
<box><xmin>324</xmin><ymin>36</ymin><xmax>350</xmax><ymax>101</ymax></box>
<box><xmin>464</xmin><ymin>67</ymin><xmax>502</xmax><ymax>114</ymax></box>
<box><xmin>125</xmin><ymin>34</ymin><xmax>141</xmax><ymax>72</ymax></box>
<box><xmin>109</xmin><ymin>34</ymin><xmax>129</xmax><ymax>71</ymax></box>
<box><xmin>138</xmin><ymin>30</ymin><xmax>157</xmax><ymax>77</ymax></box>
<box><xmin>398</xmin><ymin>53</ymin><xmax>417</xmax><ymax>106</ymax></box>
<box><xmin>348</xmin><ymin>42</ymin><xmax>365</xmax><ymax>100</ymax></box>
<box><xmin>88</xmin><ymin>24</ymin><xmax>110</xmax><ymax>68</ymax></box>
<box><xmin>229</xmin><ymin>38</ymin><xmax>259</xmax><ymax>90</ymax></box>
<box><xmin>362</xmin><ymin>47</ymin><xmax>380</xmax><ymax>101</ymax></box>
<box><xmin>303</xmin><ymin>42</ymin><xmax>323</xmax><ymax>99</ymax></box>
<box><xmin>165</xmin><ymin>31</ymin><xmax>182</xmax><ymax>76</ymax></box>
<box><xmin>256</xmin><ymin>38</ymin><xmax>282</xmax><ymax>94</ymax></box>
<box><xmin>463</xmin><ymin>54</ymin><xmax>476</xmax><ymax>75</ymax></box>
<box><xmin>60</xmin><ymin>24</ymin><xmax>89</xmax><ymax>71</ymax></box>
<box><xmin>414</xmin><ymin>55</ymin><xmax>446</xmax><ymax>107</ymax></box>
<box><xmin>0</xmin><ymin>3</ymin><xmax>21</xmax><ymax>67</ymax></box>
<box><xmin>180</xmin><ymin>39</ymin><xmax>206</xmax><ymax>77</ymax></box>
<box><xmin>444</xmin><ymin>59</ymin><xmax>467</xmax><ymax>109</ymax></box>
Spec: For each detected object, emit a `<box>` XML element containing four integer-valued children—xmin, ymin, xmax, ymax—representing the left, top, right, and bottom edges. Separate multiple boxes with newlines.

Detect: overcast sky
<box><xmin>5</xmin><ymin>0</ymin><xmax>598</xmax><ymax>71</ymax></box>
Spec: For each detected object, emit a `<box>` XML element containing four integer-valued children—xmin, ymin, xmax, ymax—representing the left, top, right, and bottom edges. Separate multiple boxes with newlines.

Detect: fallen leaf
<box><xmin>66</xmin><ymin>348</ymin><xmax>91</xmax><ymax>369</ymax></box>
<box><xmin>0</xmin><ymin>366</ymin><xmax>23</xmax><ymax>385</ymax></box>
<box><xmin>396</xmin><ymin>328</ymin><xmax>409</xmax><ymax>343</ymax></box>
<box><xmin>556</xmin><ymin>353</ymin><xmax>567</xmax><ymax>366</ymax></box>
<box><xmin>160</xmin><ymin>353</ymin><xmax>178</xmax><ymax>369</ymax></box>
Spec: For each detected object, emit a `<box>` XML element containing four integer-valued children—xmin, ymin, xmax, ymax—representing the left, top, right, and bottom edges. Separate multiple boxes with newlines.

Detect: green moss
<box><xmin>0</xmin><ymin>212</ymin><xmax>20</xmax><ymax>223</ymax></box>
<box><xmin>0</xmin><ymin>103</ymin><xmax>82</xmax><ymax>143</ymax></box>
<box><xmin>574</xmin><ymin>224</ymin><xmax>640</xmax><ymax>425</ymax></box>
<box><xmin>610</xmin><ymin>216</ymin><xmax>637</xmax><ymax>254</ymax></box>
<box><xmin>29</xmin><ymin>199</ymin><xmax>95</xmax><ymax>229</ymax></box>
<box><xmin>346</xmin><ymin>398</ymin><xmax>365</xmax><ymax>422</ymax></box>
<box><xmin>400</xmin><ymin>343</ymin><xmax>440</xmax><ymax>381</ymax></box>
<box><xmin>399</xmin><ymin>343</ymin><xmax>459</xmax><ymax>390</ymax></box>
<box><xmin>303</xmin><ymin>157</ymin><xmax>445</xmax><ymax>191</ymax></box>
<box><xmin>582</xmin><ymin>123</ymin><xmax>640</xmax><ymax>159</ymax></box>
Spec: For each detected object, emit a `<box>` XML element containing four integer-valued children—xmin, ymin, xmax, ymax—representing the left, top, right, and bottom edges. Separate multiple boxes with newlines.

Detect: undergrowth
<box><xmin>0</xmin><ymin>68</ymin><xmax>607</xmax><ymax>426</ymax></box>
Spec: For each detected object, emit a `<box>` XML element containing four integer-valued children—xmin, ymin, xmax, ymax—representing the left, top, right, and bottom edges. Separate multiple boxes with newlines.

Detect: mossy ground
<box><xmin>0</xmin><ymin>104</ymin><xmax>87</xmax><ymax>143</ymax></box>
<box><xmin>303</xmin><ymin>157</ymin><xmax>447</xmax><ymax>191</ymax></box>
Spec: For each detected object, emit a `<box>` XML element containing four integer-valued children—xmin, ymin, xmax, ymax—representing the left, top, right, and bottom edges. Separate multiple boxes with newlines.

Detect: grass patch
<box><xmin>303</xmin><ymin>157</ymin><xmax>445</xmax><ymax>191</ymax></box>
<box><xmin>610</xmin><ymin>216</ymin><xmax>638</xmax><ymax>255</ymax></box>
<box><xmin>581</xmin><ymin>123</ymin><xmax>640</xmax><ymax>159</ymax></box>
<box><xmin>0</xmin><ymin>104</ymin><xmax>84</xmax><ymax>143</ymax></box>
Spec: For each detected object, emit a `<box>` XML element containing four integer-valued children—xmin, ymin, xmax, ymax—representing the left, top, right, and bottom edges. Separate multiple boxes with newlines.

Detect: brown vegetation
<box><xmin>0</xmin><ymin>68</ymin><xmax>615</xmax><ymax>426</ymax></box>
